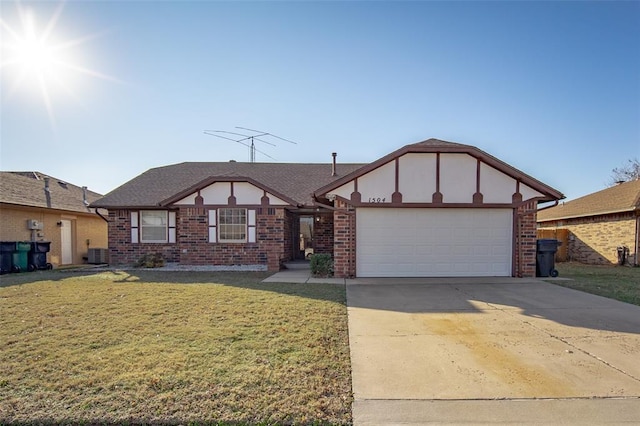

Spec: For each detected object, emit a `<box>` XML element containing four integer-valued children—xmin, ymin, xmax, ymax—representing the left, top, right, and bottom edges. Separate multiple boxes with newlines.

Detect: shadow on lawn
<box><xmin>0</xmin><ymin>268</ymin><xmax>347</xmax><ymax>306</ymax></box>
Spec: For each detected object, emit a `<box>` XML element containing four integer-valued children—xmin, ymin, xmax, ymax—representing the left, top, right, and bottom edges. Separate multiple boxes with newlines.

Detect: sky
<box><xmin>1</xmin><ymin>0</ymin><xmax>639</xmax><ymax>201</ymax></box>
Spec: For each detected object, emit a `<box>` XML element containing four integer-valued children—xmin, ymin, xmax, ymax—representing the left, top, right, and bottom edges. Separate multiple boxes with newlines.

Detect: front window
<box><xmin>141</xmin><ymin>210</ymin><xmax>168</xmax><ymax>243</ymax></box>
<box><xmin>219</xmin><ymin>208</ymin><xmax>246</xmax><ymax>242</ymax></box>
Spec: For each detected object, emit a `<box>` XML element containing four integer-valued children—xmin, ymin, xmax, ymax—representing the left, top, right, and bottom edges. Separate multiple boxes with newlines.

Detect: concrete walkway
<box><xmin>261</xmin><ymin>269</ymin><xmax>346</xmax><ymax>284</ymax></box>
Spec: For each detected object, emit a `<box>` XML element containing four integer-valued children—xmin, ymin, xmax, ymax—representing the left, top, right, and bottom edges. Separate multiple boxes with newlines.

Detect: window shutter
<box><xmin>168</xmin><ymin>211</ymin><xmax>176</xmax><ymax>243</ymax></box>
<box><xmin>248</xmin><ymin>209</ymin><xmax>256</xmax><ymax>243</ymax></box>
<box><xmin>208</xmin><ymin>209</ymin><xmax>217</xmax><ymax>243</ymax></box>
<box><xmin>131</xmin><ymin>211</ymin><xmax>139</xmax><ymax>243</ymax></box>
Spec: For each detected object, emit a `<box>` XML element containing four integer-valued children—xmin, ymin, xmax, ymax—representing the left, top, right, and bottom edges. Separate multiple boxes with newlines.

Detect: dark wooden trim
<box><xmin>160</xmin><ymin>176</ymin><xmax>298</xmax><ymax>207</ymax></box>
<box><xmin>512</xmin><ymin>209</ymin><xmax>518</xmax><ymax>277</ymax></box>
<box><xmin>395</xmin><ymin>158</ymin><xmax>399</xmax><ymax>193</ymax></box>
<box><xmin>351</xmin><ymin>202</ymin><xmax>518</xmax><ymax>208</ymax></box>
<box><xmin>432</xmin><ymin>152</ymin><xmax>443</xmax><ymax>203</ymax></box>
<box><xmin>512</xmin><ymin>180</ymin><xmax>523</xmax><ymax>203</ymax></box>
<box><xmin>436</xmin><ymin>152</ymin><xmax>441</xmax><ymax>193</ymax></box>
<box><xmin>476</xmin><ymin>158</ymin><xmax>481</xmax><ymax>194</ymax></box>
<box><xmin>313</xmin><ymin>139</ymin><xmax>564</xmax><ymax>201</ymax></box>
<box><xmin>473</xmin><ymin>159</ymin><xmax>483</xmax><ymax>204</ymax></box>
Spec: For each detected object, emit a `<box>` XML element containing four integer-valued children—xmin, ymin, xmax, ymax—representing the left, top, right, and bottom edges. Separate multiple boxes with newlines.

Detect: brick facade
<box><xmin>333</xmin><ymin>199</ymin><xmax>355</xmax><ymax>278</ymax></box>
<box><xmin>313</xmin><ymin>213</ymin><xmax>334</xmax><ymax>256</ymax></box>
<box><xmin>107</xmin><ymin>200</ymin><xmax>547</xmax><ymax>277</ymax></box>
<box><xmin>515</xmin><ymin>200</ymin><xmax>538</xmax><ymax>278</ymax></box>
<box><xmin>538</xmin><ymin>212</ymin><xmax>638</xmax><ymax>265</ymax></box>
<box><xmin>283</xmin><ymin>210</ymin><xmax>296</xmax><ymax>261</ymax></box>
<box><xmin>107</xmin><ymin>206</ymin><xmax>287</xmax><ymax>271</ymax></box>
<box><xmin>107</xmin><ymin>210</ymin><xmax>179</xmax><ymax>265</ymax></box>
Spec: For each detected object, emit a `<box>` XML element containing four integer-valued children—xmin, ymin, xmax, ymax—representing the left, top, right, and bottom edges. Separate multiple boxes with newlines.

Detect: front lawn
<box><xmin>0</xmin><ymin>270</ymin><xmax>352</xmax><ymax>425</ymax></box>
<box><xmin>550</xmin><ymin>262</ymin><xmax>640</xmax><ymax>306</ymax></box>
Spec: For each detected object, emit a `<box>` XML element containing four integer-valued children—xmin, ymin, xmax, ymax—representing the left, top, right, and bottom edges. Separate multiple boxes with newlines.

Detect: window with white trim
<box><xmin>137</xmin><ymin>210</ymin><xmax>176</xmax><ymax>243</ymax></box>
<box><xmin>218</xmin><ymin>208</ymin><xmax>247</xmax><ymax>242</ymax></box>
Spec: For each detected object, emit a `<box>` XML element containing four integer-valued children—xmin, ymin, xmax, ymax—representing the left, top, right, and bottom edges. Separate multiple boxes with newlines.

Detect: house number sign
<box><xmin>367</xmin><ymin>197</ymin><xmax>387</xmax><ymax>203</ymax></box>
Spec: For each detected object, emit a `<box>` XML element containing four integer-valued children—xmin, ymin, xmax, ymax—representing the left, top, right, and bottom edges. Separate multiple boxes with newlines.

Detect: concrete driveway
<box><xmin>347</xmin><ymin>278</ymin><xmax>640</xmax><ymax>424</ymax></box>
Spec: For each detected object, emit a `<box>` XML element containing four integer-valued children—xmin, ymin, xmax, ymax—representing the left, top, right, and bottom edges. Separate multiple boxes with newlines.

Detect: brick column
<box><xmin>516</xmin><ymin>200</ymin><xmax>538</xmax><ymax>277</ymax></box>
<box><xmin>333</xmin><ymin>199</ymin><xmax>355</xmax><ymax>278</ymax></box>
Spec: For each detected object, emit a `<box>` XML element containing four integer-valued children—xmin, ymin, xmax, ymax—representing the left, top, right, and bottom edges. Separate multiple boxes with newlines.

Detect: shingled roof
<box><xmin>91</xmin><ymin>162</ymin><xmax>367</xmax><ymax>208</ymax></box>
<box><xmin>0</xmin><ymin>172</ymin><xmax>103</xmax><ymax>213</ymax></box>
<box><xmin>537</xmin><ymin>179</ymin><xmax>640</xmax><ymax>222</ymax></box>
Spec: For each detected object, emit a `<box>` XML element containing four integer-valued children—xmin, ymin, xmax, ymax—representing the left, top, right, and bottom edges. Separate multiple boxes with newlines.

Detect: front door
<box><xmin>60</xmin><ymin>219</ymin><xmax>73</xmax><ymax>265</ymax></box>
<box><xmin>299</xmin><ymin>216</ymin><xmax>314</xmax><ymax>259</ymax></box>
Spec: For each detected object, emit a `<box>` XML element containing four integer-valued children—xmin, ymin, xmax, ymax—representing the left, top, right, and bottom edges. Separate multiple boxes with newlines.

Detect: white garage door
<box><xmin>356</xmin><ymin>208</ymin><xmax>513</xmax><ymax>277</ymax></box>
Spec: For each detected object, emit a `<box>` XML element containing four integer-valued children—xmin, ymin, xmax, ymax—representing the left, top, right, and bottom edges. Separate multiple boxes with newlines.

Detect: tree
<box><xmin>609</xmin><ymin>158</ymin><xmax>640</xmax><ymax>186</ymax></box>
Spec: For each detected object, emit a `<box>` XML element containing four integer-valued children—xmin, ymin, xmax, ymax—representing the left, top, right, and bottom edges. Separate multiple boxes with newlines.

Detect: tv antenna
<box><xmin>203</xmin><ymin>127</ymin><xmax>297</xmax><ymax>162</ymax></box>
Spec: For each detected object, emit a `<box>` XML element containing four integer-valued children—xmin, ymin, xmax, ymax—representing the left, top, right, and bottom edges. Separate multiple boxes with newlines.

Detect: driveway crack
<box><xmin>452</xmin><ymin>286</ymin><xmax>640</xmax><ymax>384</ymax></box>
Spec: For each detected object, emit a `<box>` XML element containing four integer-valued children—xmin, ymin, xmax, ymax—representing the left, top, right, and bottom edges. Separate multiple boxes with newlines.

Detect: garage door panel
<box><xmin>356</xmin><ymin>208</ymin><xmax>512</xmax><ymax>277</ymax></box>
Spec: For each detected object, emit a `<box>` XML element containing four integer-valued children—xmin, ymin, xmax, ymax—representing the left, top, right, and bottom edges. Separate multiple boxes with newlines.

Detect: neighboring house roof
<box><xmin>537</xmin><ymin>179</ymin><xmax>640</xmax><ymax>222</ymax></box>
<box><xmin>91</xmin><ymin>162</ymin><xmax>366</xmax><ymax>208</ymax></box>
<box><xmin>0</xmin><ymin>171</ymin><xmax>103</xmax><ymax>213</ymax></box>
<box><xmin>314</xmin><ymin>138</ymin><xmax>565</xmax><ymax>201</ymax></box>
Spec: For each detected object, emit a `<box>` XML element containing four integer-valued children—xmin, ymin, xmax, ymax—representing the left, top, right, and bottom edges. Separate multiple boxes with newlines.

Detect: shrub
<box><xmin>310</xmin><ymin>254</ymin><xmax>333</xmax><ymax>277</ymax></box>
<box><xmin>135</xmin><ymin>252</ymin><xmax>165</xmax><ymax>268</ymax></box>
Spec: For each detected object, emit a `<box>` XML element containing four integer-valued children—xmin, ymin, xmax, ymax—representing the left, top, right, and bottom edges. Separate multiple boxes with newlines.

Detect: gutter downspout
<box><xmin>95</xmin><ymin>209</ymin><xmax>110</xmax><ymax>223</ymax></box>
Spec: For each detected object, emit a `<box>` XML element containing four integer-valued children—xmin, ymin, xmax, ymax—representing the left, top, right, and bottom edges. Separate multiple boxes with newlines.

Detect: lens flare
<box><xmin>1</xmin><ymin>1</ymin><xmax>117</xmax><ymax>128</ymax></box>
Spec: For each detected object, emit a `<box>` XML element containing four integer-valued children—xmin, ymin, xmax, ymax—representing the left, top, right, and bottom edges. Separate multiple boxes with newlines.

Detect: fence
<box><xmin>536</xmin><ymin>228</ymin><xmax>569</xmax><ymax>262</ymax></box>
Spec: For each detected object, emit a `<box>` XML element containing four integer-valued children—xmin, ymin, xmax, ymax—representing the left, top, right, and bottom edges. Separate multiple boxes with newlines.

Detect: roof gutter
<box><xmin>95</xmin><ymin>209</ymin><xmax>110</xmax><ymax>223</ymax></box>
<box><xmin>517</xmin><ymin>199</ymin><xmax>559</xmax><ymax>217</ymax></box>
<box><xmin>538</xmin><ymin>206</ymin><xmax>638</xmax><ymax>222</ymax></box>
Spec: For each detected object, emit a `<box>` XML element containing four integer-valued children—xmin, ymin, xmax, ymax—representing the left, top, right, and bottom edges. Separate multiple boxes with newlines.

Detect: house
<box><xmin>91</xmin><ymin>139</ymin><xmax>563</xmax><ymax>278</ymax></box>
<box><xmin>0</xmin><ymin>172</ymin><xmax>108</xmax><ymax>267</ymax></box>
<box><xmin>537</xmin><ymin>179</ymin><xmax>640</xmax><ymax>266</ymax></box>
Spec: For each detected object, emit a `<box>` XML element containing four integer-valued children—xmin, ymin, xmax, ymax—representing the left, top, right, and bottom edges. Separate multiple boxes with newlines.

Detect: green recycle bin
<box><xmin>12</xmin><ymin>241</ymin><xmax>32</xmax><ymax>272</ymax></box>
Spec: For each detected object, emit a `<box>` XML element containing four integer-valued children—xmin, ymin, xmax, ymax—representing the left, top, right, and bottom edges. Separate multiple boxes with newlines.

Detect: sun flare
<box><xmin>1</xmin><ymin>1</ymin><xmax>116</xmax><ymax>126</ymax></box>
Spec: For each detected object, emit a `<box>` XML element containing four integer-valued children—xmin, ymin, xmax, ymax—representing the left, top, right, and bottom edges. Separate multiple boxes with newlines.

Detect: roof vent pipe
<box><xmin>44</xmin><ymin>177</ymin><xmax>52</xmax><ymax>208</ymax></box>
<box><xmin>82</xmin><ymin>186</ymin><xmax>89</xmax><ymax>206</ymax></box>
<box><xmin>331</xmin><ymin>152</ymin><xmax>337</xmax><ymax>176</ymax></box>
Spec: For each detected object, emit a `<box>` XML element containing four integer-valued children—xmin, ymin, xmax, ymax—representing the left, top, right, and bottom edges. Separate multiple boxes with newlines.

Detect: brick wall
<box><xmin>283</xmin><ymin>210</ymin><xmax>296</xmax><ymax>261</ymax></box>
<box><xmin>538</xmin><ymin>212</ymin><xmax>637</xmax><ymax>265</ymax></box>
<box><xmin>313</xmin><ymin>213</ymin><xmax>334</xmax><ymax>255</ymax></box>
<box><xmin>333</xmin><ymin>199</ymin><xmax>355</xmax><ymax>278</ymax></box>
<box><xmin>107</xmin><ymin>210</ymin><xmax>179</xmax><ymax>265</ymax></box>
<box><xmin>515</xmin><ymin>200</ymin><xmax>538</xmax><ymax>278</ymax></box>
<box><xmin>107</xmin><ymin>207</ymin><xmax>286</xmax><ymax>271</ymax></box>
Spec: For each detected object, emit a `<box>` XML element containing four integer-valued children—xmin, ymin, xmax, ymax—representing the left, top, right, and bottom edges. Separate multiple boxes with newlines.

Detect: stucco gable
<box><xmin>162</xmin><ymin>176</ymin><xmax>294</xmax><ymax>206</ymax></box>
<box><xmin>315</xmin><ymin>139</ymin><xmax>563</xmax><ymax>204</ymax></box>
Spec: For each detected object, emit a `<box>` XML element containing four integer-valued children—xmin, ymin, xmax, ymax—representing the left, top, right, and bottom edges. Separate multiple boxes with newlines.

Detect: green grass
<box><xmin>549</xmin><ymin>262</ymin><xmax>640</xmax><ymax>306</ymax></box>
<box><xmin>0</xmin><ymin>270</ymin><xmax>352</xmax><ymax>425</ymax></box>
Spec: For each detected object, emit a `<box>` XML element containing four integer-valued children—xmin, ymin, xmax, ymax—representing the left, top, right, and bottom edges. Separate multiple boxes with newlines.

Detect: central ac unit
<box><xmin>87</xmin><ymin>248</ymin><xmax>109</xmax><ymax>264</ymax></box>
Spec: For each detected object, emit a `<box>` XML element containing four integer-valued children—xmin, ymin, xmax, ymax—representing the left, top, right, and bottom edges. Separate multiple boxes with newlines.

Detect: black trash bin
<box><xmin>616</xmin><ymin>246</ymin><xmax>629</xmax><ymax>266</ymax></box>
<box><xmin>29</xmin><ymin>241</ymin><xmax>53</xmax><ymax>271</ymax></box>
<box><xmin>0</xmin><ymin>241</ymin><xmax>15</xmax><ymax>274</ymax></box>
<box><xmin>536</xmin><ymin>239</ymin><xmax>561</xmax><ymax>277</ymax></box>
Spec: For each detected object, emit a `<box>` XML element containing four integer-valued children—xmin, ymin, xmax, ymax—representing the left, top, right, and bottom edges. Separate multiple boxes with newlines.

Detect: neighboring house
<box><xmin>91</xmin><ymin>139</ymin><xmax>563</xmax><ymax>278</ymax></box>
<box><xmin>0</xmin><ymin>172</ymin><xmax>108</xmax><ymax>267</ymax></box>
<box><xmin>537</xmin><ymin>179</ymin><xmax>640</xmax><ymax>266</ymax></box>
